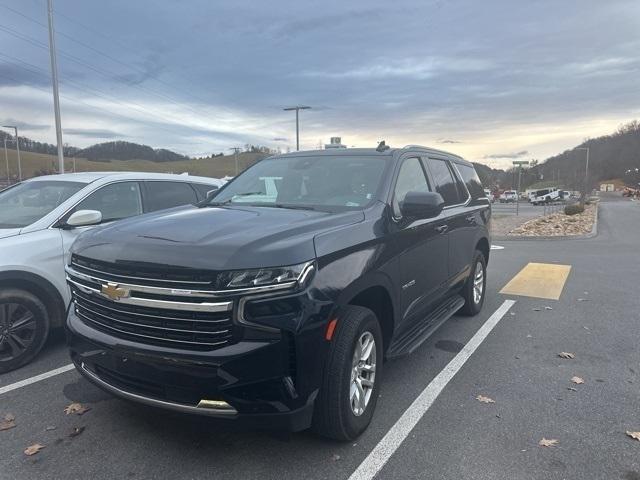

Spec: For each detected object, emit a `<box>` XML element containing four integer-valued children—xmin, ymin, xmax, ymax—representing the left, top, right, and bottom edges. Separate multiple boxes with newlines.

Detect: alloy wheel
<box><xmin>473</xmin><ymin>261</ymin><xmax>484</xmax><ymax>304</ymax></box>
<box><xmin>350</xmin><ymin>331</ymin><xmax>377</xmax><ymax>416</ymax></box>
<box><xmin>0</xmin><ymin>303</ymin><xmax>37</xmax><ymax>362</ymax></box>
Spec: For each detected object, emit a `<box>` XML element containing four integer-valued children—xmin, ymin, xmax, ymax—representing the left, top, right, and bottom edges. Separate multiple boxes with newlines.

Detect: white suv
<box><xmin>0</xmin><ymin>172</ymin><xmax>224</xmax><ymax>372</ymax></box>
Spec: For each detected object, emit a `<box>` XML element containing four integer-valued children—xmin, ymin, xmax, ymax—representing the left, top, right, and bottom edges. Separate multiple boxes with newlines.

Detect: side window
<box><xmin>456</xmin><ymin>163</ymin><xmax>484</xmax><ymax>200</ymax></box>
<box><xmin>144</xmin><ymin>181</ymin><xmax>198</xmax><ymax>212</ymax></box>
<box><xmin>392</xmin><ymin>157</ymin><xmax>430</xmax><ymax>218</ymax></box>
<box><xmin>191</xmin><ymin>183</ymin><xmax>218</xmax><ymax>200</ymax></box>
<box><xmin>73</xmin><ymin>182</ymin><xmax>142</xmax><ymax>222</ymax></box>
<box><xmin>426</xmin><ymin>158</ymin><xmax>462</xmax><ymax>206</ymax></box>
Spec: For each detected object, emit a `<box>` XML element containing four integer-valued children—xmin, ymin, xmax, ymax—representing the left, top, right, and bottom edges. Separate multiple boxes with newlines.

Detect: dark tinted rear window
<box><xmin>144</xmin><ymin>181</ymin><xmax>198</xmax><ymax>212</ymax></box>
<box><xmin>425</xmin><ymin>158</ymin><xmax>462</xmax><ymax>205</ymax></box>
<box><xmin>456</xmin><ymin>163</ymin><xmax>485</xmax><ymax>199</ymax></box>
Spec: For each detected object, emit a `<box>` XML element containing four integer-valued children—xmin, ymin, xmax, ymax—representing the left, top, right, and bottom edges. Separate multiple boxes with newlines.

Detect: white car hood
<box><xmin>0</xmin><ymin>228</ymin><xmax>21</xmax><ymax>239</ymax></box>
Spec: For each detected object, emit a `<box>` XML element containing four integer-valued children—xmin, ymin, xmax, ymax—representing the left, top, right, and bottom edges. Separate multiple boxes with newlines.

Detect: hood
<box><xmin>0</xmin><ymin>228</ymin><xmax>21</xmax><ymax>240</ymax></box>
<box><xmin>71</xmin><ymin>205</ymin><xmax>364</xmax><ymax>271</ymax></box>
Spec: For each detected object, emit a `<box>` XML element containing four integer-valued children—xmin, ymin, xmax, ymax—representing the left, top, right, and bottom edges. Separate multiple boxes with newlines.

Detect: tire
<box><xmin>312</xmin><ymin>305</ymin><xmax>383</xmax><ymax>441</ymax></box>
<box><xmin>0</xmin><ymin>289</ymin><xmax>50</xmax><ymax>373</ymax></box>
<box><xmin>460</xmin><ymin>251</ymin><xmax>487</xmax><ymax>316</ymax></box>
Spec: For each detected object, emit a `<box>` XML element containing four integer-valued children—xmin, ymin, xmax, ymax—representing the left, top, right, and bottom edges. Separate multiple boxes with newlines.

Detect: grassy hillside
<box><xmin>1</xmin><ymin>149</ymin><xmax>266</xmax><ymax>182</ymax></box>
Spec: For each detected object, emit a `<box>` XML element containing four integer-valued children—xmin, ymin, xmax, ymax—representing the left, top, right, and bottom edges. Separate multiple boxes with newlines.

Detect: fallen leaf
<box><xmin>476</xmin><ymin>395</ymin><xmax>495</xmax><ymax>404</ymax></box>
<box><xmin>567</xmin><ymin>387</ymin><xmax>577</xmax><ymax>392</ymax></box>
<box><xmin>571</xmin><ymin>376</ymin><xmax>585</xmax><ymax>384</ymax></box>
<box><xmin>1</xmin><ymin>413</ymin><xmax>16</xmax><ymax>431</ymax></box>
<box><xmin>558</xmin><ymin>352</ymin><xmax>575</xmax><ymax>359</ymax></box>
<box><xmin>539</xmin><ymin>438</ymin><xmax>559</xmax><ymax>447</ymax></box>
<box><xmin>24</xmin><ymin>443</ymin><xmax>45</xmax><ymax>456</ymax></box>
<box><xmin>69</xmin><ymin>426</ymin><xmax>85</xmax><ymax>438</ymax></box>
<box><xmin>626</xmin><ymin>431</ymin><xmax>640</xmax><ymax>441</ymax></box>
<box><xmin>45</xmin><ymin>426</ymin><xmax>56</xmax><ymax>431</ymax></box>
<box><xmin>64</xmin><ymin>403</ymin><xmax>91</xmax><ymax>416</ymax></box>
<box><xmin>544</xmin><ymin>306</ymin><xmax>553</xmax><ymax>310</ymax></box>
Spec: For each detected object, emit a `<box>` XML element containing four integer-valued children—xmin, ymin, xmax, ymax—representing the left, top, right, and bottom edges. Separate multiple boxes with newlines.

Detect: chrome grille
<box><xmin>66</xmin><ymin>265</ymin><xmax>235</xmax><ymax>351</ymax></box>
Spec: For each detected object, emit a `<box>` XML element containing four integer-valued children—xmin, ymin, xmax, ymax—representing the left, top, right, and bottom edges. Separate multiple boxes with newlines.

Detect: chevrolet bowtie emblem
<box><xmin>101</xmin><ymin>282</ymin><xmax>128</xmax><ymax>301</ymax></box>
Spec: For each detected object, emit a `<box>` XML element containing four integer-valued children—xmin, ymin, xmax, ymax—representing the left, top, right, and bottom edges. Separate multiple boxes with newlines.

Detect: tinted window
<box><xmin>0</xmin><ymin>181</ymin><xmax>86</xmax><ymax>228</ymax></box>
<box><xmin>392</xmin><ymin>157</ymin><xmax>430</xmax><ymax>218</ymax></box>
<box><xmin>74</xmin><ymin>182</ymin><xmax>142</xmax><ymax>222</ymax></box>
<box><xmin>426</xmin><ymin>158</ymin><xmax>462</xmax><ymax>206</ymax></box>
<box><xmin>456</xmin><ymin>163</ymin><xmax>484</xmax><ymax>199</ymax></box>
<box><xmin>144</xmin><ymin>181</ymin><xmax>198</xmax><ymax>212</ymax></box>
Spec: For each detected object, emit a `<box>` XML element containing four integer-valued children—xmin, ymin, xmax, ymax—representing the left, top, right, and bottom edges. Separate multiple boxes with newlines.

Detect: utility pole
<box><xmin>47</xmin><ymin>0</ymin><xmax>64</xmax><ymax>174</ymax></box>
<box><xmin>576</xmin><ymin>147</ymin><xmax>589</xmax><ymax>205</ymax></box>
<box><xmin>283</xmin><ymin>106</ymin><xmax>311</xmax><ymax>151</ymax></box>
<box><xmin>3</xmin><ymin>137</ymin><xmax>9</xmax><ymax>185</ymax></box>
<box><xmin>3</xmin><ymin>125</ymin><xmax>22</xmax><ymax>181</ymax></box>
<box><xmin>229</xmin><ymin>147</ymin><xmax>241</xmax><ymax>176</ymax></box>
<box><xmin>513</xmin><ymin>160</ymin><xmax>529</xmax><ymax>216</ymax></box>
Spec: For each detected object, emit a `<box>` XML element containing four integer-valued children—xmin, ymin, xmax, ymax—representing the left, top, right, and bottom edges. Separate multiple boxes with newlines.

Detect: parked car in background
<box><xmin>66</xmin><ymin>145</ymin><xmax>491</xmax><ymax>440</ymax></box>
<box><xmin>530</xmin><ymin>188</ymin><xmax>561</xmax><ymax>205</ymax></box>
<box><xmin>0</xmin><ymin>172</ymin><xmax>225</xmax><ymax>373</ymax></box>
<box><xmin>499</xmin><ymin>190</ymin><xmax>518</xmax><ymax>203</ymax></box>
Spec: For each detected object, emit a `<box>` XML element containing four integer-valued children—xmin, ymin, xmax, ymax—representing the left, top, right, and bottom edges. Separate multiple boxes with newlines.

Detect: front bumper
<box><xmin>67</xmin><ymin>308</ymin><xmax>324</xmax><ymax>431</ymax></box>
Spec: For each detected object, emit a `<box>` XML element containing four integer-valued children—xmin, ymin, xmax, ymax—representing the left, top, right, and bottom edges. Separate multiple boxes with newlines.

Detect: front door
<box><xmin>391</xmin><ymin>157</ymin><xmax>449</xmax><ymax>331</ymax></box>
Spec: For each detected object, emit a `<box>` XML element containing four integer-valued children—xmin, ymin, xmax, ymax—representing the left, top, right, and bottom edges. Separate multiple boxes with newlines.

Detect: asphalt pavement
<box><xmin>1</xmin><ymin>195</ymin><xmax>638</xmax><ymax>480</ymax></box>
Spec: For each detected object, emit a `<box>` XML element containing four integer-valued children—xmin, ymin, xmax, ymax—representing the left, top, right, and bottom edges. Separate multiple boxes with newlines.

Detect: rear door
<box><xmin>392</xmin><ymin>156</ymin><xmax>449</xmax><ymax>329</ymax></box>
<box><xmin>141</xmin><ymin>181</ymin><xmax>199</xmax><ymax>213</ymax></box>
<box><xmin>424</xmin><ymin>156</ymin><xmax>472</xmax><ymax>289</ymax></box>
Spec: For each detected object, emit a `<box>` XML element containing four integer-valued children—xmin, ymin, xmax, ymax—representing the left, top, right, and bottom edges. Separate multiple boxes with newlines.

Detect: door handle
<box><xmin>435</xmin><ymin>224</ymin><xmax>448</xmax><ymax>234</ymax></box>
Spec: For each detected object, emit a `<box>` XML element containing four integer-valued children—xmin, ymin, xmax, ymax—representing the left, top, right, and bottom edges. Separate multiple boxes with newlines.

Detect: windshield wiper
<box><xmin>206</xmin><ymin>192</ymin><xmax>265</xmax><ymax>206</ymax></box>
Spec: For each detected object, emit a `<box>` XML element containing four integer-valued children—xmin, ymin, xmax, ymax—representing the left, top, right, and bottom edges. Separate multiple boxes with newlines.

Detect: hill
<box><xmin>77</xmin><ymin>141</ymin><xmax>189</xmax><ymax>162</ymax></box>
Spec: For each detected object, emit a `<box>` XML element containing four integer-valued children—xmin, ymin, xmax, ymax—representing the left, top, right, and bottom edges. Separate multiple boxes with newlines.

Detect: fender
<box><xmin>0</xmin><ymin>270</ymin><xmax>66</xmax><ymax>328</ymax></box>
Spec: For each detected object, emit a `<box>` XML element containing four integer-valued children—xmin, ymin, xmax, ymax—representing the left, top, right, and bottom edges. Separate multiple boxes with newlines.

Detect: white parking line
<box><xmin>0</xmin><ymin>363</ymin><xmax>76</xmax><ymax>396</ymax></box>
<box><xmin>348</xmin><ymin>299</ymin><xmax>516</xmax><ymax>480</ymax></box>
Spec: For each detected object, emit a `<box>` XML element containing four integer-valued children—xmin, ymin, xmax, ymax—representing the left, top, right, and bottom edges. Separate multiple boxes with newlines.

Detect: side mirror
<box><xmin>66</xmin><ymin>209</ymin><xmax>102</xmax><ymax>227</ymax></box>
<box><xmin>400</xmin><ymin>191</ymin><xmax>445</xmax><ymax>219</ymax></box>
<box><xmin>205</xmin><ymin>187</ymin><xmax>219</xmax><ymax>201</ymax></box>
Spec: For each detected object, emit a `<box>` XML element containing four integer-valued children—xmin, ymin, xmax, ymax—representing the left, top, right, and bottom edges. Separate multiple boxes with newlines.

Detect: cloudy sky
<box><xmin>0</xmin><ymin>0</ymin><xmax>638</xmax><ymax>168</ymax></box>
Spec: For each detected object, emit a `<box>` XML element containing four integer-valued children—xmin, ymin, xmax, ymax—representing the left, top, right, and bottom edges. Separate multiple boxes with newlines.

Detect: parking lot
<box><xmin>1</xmin><ymin>195</ymin><xmax>639</xmax><ymax>480</ymax></box>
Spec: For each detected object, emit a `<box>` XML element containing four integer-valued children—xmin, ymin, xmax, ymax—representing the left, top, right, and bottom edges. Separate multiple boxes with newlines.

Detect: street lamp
<box><xmin>229</xmin><ymin>147</ymin><xmax>241</xmax><ymax>176</ymax></box>
<box><xmin>2</xmin><ymin>125</ymin><xmax>22</xmax><ymax>181</ymax></box>
<box><xmin>576</xmin><ymin>147</ymin><xmax>589</xmax><ymax>205</ymax></box>
<box><xmin>283</xmin><ymin>106</ymin><xmax>311</xmax><ymax>151</ymax></box>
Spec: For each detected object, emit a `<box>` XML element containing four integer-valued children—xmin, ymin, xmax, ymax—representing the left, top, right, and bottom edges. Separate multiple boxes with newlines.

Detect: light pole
<box><xmin>3</xmin><ymin>125</ymin><xmax>21</xmax><ymax>181</ymax></box>
<box><xmin>513</xmin><ymin>160</ymin><xmax>529</xmax><ymax>216</ymax></box>
<box><xmin>3</xmin><ymin>137</ymin><xmax>9</xmax><ymax>185</ymax></box>
<box><xmin>283</xmin><ymin>106</ymin><xmax>311</xmax><ymax>151</ymax></box>
<box><xmin>229</xmin><ymin>147</ymin><xmax>241</xmax><ymax>176</ymax></box>
<box><xmin>47</xmin><ymin>0</ymin><xmax>65</xmax><ymax>174</ymax></box>
<box><xmin>576</xmin><ymin>147</ymin><xmax>589</xmax><ymax>205</ymax></box>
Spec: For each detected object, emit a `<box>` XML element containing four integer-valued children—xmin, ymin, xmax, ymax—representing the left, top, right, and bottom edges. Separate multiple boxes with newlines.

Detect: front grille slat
<box><xmin>68</xmin><ymin>259</ymin><xmax>236</xmax><ymax>352</ymax></box>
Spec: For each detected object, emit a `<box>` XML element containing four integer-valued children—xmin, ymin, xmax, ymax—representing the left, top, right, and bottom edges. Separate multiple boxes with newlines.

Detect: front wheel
<box><xmin>312</xmin><ymin>305</ymin><xmax>383</xmax><ymax>441</ymax></box>
<box><xmin>460</xmin><ymin>251</ymin><xmax>487</xmax><ymax>316</ymax></box>
<box><xmin>0</xmin><ymin>289</ymin><xmax>50</xmax><ymax>373</ymax></box>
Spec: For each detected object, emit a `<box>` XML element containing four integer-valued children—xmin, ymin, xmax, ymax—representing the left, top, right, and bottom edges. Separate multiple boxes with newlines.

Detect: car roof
<box><xmin>273</xmin><ymin>145</ymin><xmax>469</xmax><ymax>165</ymax></box>
<box><xmin>26</xmin><ymin>171</ymin><xmax>223</xmax><ymax>184</ymax></box>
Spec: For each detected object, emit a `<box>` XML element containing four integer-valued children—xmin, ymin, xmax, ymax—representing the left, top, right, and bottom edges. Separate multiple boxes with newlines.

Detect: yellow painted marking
<box><xmin>500</xmin><ymin>262</ymin><xmax>571</xmax><ymax>300</ymax></box>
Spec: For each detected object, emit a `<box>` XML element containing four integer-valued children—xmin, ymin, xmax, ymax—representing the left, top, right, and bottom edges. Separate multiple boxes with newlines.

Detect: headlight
<box><xmin>216</xmin><ymin>261</ymin><xmax>314</xmax><ymax>290</ymax></box>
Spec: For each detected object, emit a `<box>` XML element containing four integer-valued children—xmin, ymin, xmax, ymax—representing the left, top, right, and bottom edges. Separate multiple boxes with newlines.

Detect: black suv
<box><xmin>66</xmin><ymin>146</ymin><xmax>491</xmax><ymax>440</ymax></box>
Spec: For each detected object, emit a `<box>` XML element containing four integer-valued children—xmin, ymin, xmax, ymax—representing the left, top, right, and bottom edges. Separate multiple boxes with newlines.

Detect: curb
<box><xmin>492</xmin><ymin>203</ymin><xmax>599</xmax><ymax>242</ymax></box>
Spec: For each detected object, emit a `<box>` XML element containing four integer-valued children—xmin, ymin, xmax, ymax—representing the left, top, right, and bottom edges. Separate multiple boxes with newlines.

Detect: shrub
<box><xmin>564</xmin><ymin>204</ymin><xmax>584</xmax><ymax>216</ymax></box>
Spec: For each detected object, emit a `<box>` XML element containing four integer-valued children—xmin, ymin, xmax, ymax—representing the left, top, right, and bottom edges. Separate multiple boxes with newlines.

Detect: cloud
<box><xmin>272</xmin><ymin>137</ymin><xmax>288</xmax><ymax>142</ymax></box>
<box><xmin>438</xmin><ymin>139</ymin><xmax>462</xmax><ymax>144</ymax></box>
<box><xmin>64</xmin><ymin>128</ymin><xmax>126</xmax><ymax>138</ymax></box>
<box><xmin>0</xmin><ymin>118</ymin><xmax>49</xmax><ymax>131</ymax></box>
<box><xmin>483</xmin><ymin>150</ymin><xmax>529</xmax><ymax>160</ymax></box>
<box><xmin>0</xmin><ymin>64</ymin><xmax>50</xmax><ymax>88</ymax></box>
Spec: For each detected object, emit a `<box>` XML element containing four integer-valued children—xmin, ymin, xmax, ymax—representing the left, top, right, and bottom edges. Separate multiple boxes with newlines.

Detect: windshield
<box><xmin>0</xmin><ymin>181</ymin><xmax>87</xmax><ymax>228</ymax></box>
<box><xmin>209</xmin><ymin>155</ymin><xmax>388</xmax><ymax>211</ymax></box>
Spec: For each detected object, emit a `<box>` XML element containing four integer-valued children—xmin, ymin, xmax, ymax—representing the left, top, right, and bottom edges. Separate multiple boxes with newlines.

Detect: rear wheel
<box><xmin>312</xmin><ymin>305</ymin><xmax>383</xmax><ymax>441</ymax></box>
<box><xmin>460</xmin><ymin>251</ymin><xmax>487</xmax><ymax>316</ymax></box>
<box><xmin>0</xmin><ymin>289</ymin><xmax>50</xmax><ymax>373</ymax></box>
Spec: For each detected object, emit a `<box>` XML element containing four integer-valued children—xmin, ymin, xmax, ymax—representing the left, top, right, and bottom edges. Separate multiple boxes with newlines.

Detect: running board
<box><xmin>386</xmin><ymin>295</ymin><xmax>465</xmax><ymax>359</ymax></box>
